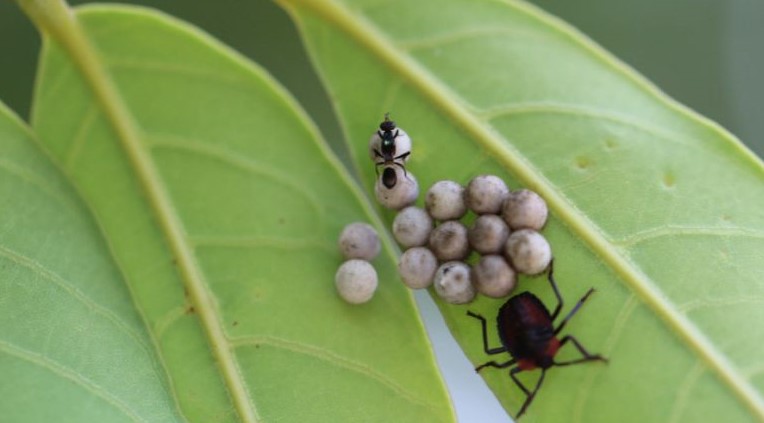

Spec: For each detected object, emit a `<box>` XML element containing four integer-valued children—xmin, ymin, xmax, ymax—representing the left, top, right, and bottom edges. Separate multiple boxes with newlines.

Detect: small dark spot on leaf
<box><xmin>719</xmin><ymin>248</ymin><xmax>730</xmax><ymax>261</ymax></box>
<box><xmin>278</xmin><ymin>217</ymin><xmax>286</xmax><ymax>225</ymax></box>
<box><xmin>232</xmin><ymin>321</ymin><xmax>239</xmax><ymax>327</ymax></box>
<box><xmin>721</xmin><ymin>214</ymin><xmax>732</xmax><ymax>222</ymax></box>
<box><xmin>185</xmin><ymin>306</ymin><xmax>195</xmax><ymax>314</ymax></box>
<box><xmin>575</xmin><ymin>156</ymin><xmax>591</xmax><ymax>170</ymax></box>
<box><xmin>252</xmin><ymin>288</ymin><xmax>266</xmax><ymax>300</ymax></box>
<box><xmin>604</xmin><ymin>138</ymin><xmax>618</xmax><ymax>150</ymax></box>
<box><xmin>662</xmin><ymin>171</ymin><xmax>676</xmax><ymax>188</ymax></box>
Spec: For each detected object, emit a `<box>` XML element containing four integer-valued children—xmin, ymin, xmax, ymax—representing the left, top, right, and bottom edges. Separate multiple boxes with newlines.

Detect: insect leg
<box><xmin>547</xmin><ymin>259</ymin><xmax>564</xmax><ymax>321</ymax></box>
<box><xmin>394</xmin><ymin>151</ymin><xmax>410</xmax><ymax>162</ymax></box>
<box><xmin>393</xmin><ymin>161</ymin><xmax>409</xmax><ymax>179</ymax></box>
<box><xmin>466</xmin><ymin>311</ymin><xmax>507</xmax><ymax>355</ymax></box>
<box><xmin>554</xmin><ymin>335</ymin><xmax>607</xmax><ymax>366</ymax></box>
<box><xmin>553</xmin><ymin>288</ymin><xmax>596</xmax><ymax>335</ymax></box>
<box><xmin>511</xmin><ymin>367</ymin><xmax>546</xmax><ymax>419</ymax></box>
<box><xmin>374</xmin><ymin>160</ymin><xmax>386</xmax><ymax>177</ymax></box>
<box><xmin>475</xmin><ymin>358</ymin><xmax>516</xmax><ymax>372</ymax></box>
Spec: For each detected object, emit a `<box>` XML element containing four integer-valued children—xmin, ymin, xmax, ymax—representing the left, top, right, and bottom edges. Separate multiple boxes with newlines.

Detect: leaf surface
<box><xmin>278</xmin><ymin>0</ymin><xmax>764</xmax><ymax>421</ymax></box>
<box><xmin>0</xmin><ymin>104</ymin><xmax>182</xmax><ymax>422</ymax></box>
<box><xmin>18</xmin><ymin>2</ymin><xmax>454</xmax><ymax>422</ymax></box>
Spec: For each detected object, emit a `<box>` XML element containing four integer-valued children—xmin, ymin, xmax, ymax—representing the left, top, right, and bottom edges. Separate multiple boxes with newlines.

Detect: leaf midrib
<box><xmin>280</xmin><ymin>0</ymin><xmax>764</xmax><ymax>418</ymax></box>
<box><xmin>17</xmin><ymin>1</ymin><xmax>259</xmax><ymax>422</ymax></box>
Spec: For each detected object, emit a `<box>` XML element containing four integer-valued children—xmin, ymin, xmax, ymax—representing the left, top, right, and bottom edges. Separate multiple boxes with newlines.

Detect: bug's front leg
<box><xmin>475</xmin><ymin>359</ymin><xmax>516</xmax><ymax>372</ymax></box>
<box><xmin>466</xmin><ymin>311</ymin><xmax>507</xmax><ymax>355</ymax></box>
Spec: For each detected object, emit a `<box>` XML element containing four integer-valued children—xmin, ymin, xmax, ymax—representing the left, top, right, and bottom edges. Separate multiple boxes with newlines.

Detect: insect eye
<box><xmin>379</xmin><ymin>117</ymin><xmax>396</xmax><ymax>132</ymax></box>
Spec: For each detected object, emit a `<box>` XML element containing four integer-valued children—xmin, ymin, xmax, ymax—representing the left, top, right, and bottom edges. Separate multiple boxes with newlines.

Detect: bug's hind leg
<box><xmin>466</xmin><ymin>311</ymin><xmax>507</xmax><ymax>355</ymax></box>
<box><xmin>554</xmin><ymin>335</ymin><xmax>607</xmax><ymax>366</ymax></box>
<box><xmin>511</xmin><ymin>367</ymin><xmax>546</xmax><ymax>419</ymax></box>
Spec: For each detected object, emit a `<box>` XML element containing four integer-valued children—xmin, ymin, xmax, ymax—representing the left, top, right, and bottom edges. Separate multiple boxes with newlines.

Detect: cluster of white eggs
<box><xmin>394</xmin><ymin>177</ymin><xmax>551</xmax><ymax>304</ymax></box>
<box><xmin>334</xmin><ymin>115</ymin><xmax>552</xmax><ymax>305</ymax></box>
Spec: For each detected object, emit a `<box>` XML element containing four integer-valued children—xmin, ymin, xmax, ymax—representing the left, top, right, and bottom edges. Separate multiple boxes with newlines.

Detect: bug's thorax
<box><xmin>380</xmin><ymin>135</ymin><xmax>396</xmax><ymax>156</ymax></box>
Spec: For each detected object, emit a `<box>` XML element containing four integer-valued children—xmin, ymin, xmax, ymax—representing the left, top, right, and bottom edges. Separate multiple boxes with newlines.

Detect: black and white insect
<box><xmin>466</xmin><ymin>261</ymin><xmax>607</xmax><ymax>418</ymax></box>
<box><xmin>369</xmin><ymin>114</ymin><xmax>411</xmax><ymax>183</ymax></box>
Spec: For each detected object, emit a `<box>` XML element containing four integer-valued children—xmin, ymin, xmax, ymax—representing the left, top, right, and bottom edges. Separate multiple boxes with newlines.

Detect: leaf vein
<box><xmin>231</xmin><ymin>335</ymin><xmax>439</xmax><ymax>411</ymax></box>
<box><xmin>678</xmin><ymin>297</ymin><xmax>764</xmax><ymax>314</ymax></box>
<box><xmin>614</xmin><ymin>225</ymin><xmax>764</xmax><ymax>249</ymax></box>
<box><xmin>149</xmin><ymin>135</ymin><xmax>326</xmax><ymax>223</ymax></box>
<box><xmin>397</xmin><ymin>26</ymin><xmax>549</xmax><ymax>52</ymax></box>
<box><xmin>0</xmin><ymin>159</ymin><xmax>80</xmax><ymax>214</ymax></box>
<box><xmin>190</xmin><ymin>235</ymin><xmax>335</xmax><ymax>255</ymax></box>
<box><xmin>0</xmin><ymin>339</ymin><xmax>147</xmax><ymax>422</ymax></box>
<box><xmin>0</xmin><ymin>245</ymin><xmax>158</xmax><ymax>361</ymax></box>
<box><xmin>668</xmin><ymin>361</ymin><xmax>706</xmax><ymax>423</ymax></box>
<box><xmin>107</xmin><ymin>58</ymin><xmax>254</xmax><ymax>89</ymax></box>
<box><xmin>478</xmin><ymin>102</ymin><xmax>697</xmax><ymax>148</ymax></box>
<box><xmin>64</xmin><ymin>103</ymin><xmax>98</xmax><ymax>169</ymax></box>
<box><xmin>572</xmin><ymin>294</ymin><xmax>638</xmax><ymax>423</ymax></box>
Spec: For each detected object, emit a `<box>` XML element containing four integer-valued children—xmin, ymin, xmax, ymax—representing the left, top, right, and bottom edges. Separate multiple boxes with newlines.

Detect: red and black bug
<box><xmin>467</xmin><ymin>261</ymin><xmax>607</xmax><ymax>418</ymax></box>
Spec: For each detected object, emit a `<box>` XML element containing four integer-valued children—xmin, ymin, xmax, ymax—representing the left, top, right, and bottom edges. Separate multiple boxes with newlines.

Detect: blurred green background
<box><xmin>1</xmin><ymin>0</ymin><xmax>762</xmax><ymax>158</ymax></box>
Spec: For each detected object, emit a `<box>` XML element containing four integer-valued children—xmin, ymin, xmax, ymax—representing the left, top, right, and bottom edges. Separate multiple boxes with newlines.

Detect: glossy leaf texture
<box><xmin>0</xmin><ymin>104</ymin><xmax>183</xmax><ymax>422</ymax></box>
<box><xmin>279</xmin><ymin>0</ymin><xmax>764</xmax><ymax>421</ymax></box>
<box><xmin>22</xmin><ymin>3</ymin><xmax>453</xmax><ymax>422</ymax></box>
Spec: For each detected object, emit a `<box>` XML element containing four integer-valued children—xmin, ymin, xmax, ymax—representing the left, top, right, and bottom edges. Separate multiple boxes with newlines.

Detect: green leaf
<box><xmin>0</xmin><ymin>103</ymin><xmax>184</xmax><ymax>423</ymax></box>
<box><xmin>278</xmin><ymin>0</ymin><xmax>764</xmax><ymax>421</ymax></box>
<box><xmin>14</xmin><ymin>1</ymin><xmax>453</xmax><ymax>422</ymax></box>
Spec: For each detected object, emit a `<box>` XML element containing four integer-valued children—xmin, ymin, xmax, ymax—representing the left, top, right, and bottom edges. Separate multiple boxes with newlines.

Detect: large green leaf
<box><xmin>13</xmin><ymin>1</ymin><xmax>453</xmax><ymax>422</ymax></box>
<box><xmin>279</xmin><ymin>0</ymin><xmax>764</xmax><ymax>421</ymax></box>
<box><xmin>0</xmin><ymin>103</ymin><xmax>184</xmax><ymax>422</ymax></box>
